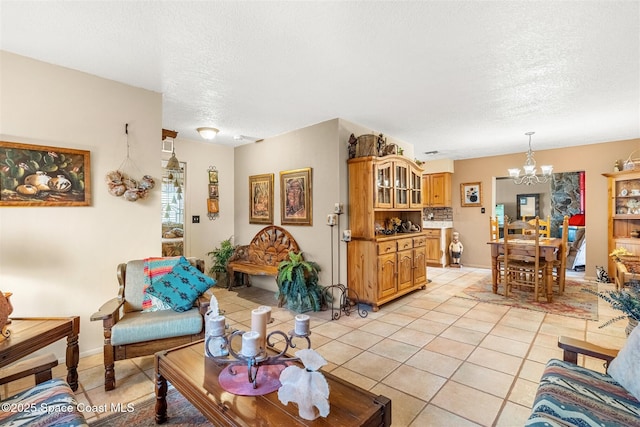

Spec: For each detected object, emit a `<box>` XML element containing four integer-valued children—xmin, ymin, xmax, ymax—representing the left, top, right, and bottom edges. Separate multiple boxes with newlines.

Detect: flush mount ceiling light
<box><xmin>197</xmin><ymin>127</ymin><xmax>219</xmax><ymax>140</ymax></box>
<box><xmin>508</xmin><ymin>132</ymin><xmax>553</xmax><ymax>185</ymax></box>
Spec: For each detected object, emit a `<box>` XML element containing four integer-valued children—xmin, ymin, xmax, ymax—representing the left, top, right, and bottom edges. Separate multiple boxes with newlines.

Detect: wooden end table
<box><xmin>0</xmin><ymin>316</ymin><xmax>80</xmax><ymax>390</ymax></box>
<box><xmin>155</xmin><ymin>341</ymin><xmax>391</xmax><ymax>426</ymax></box>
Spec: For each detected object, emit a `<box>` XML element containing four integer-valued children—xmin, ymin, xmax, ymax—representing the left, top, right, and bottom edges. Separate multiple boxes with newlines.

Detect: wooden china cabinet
<box><xmin>603</xmin><ymin>169</ymin><xmax>640</xmax><ymax>277</ymax></box>
<box><xmin>347</xmin><ymin>155</ymin><xmax>427</xmax><ymax>311</ymax></box>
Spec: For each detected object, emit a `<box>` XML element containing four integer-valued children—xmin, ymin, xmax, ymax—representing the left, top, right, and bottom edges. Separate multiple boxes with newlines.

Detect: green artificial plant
<box><xmin>207</xmin><ymin>236</ymin><xmax>236</xmax><ymax>275</ymax></box>
<box><xmin>276</xmin><ymin>251</ymin><xmax>329</xmax><ymax>313</ymax></box>
<box><xmin>583</xmin><ymin>280</ymin><xmax>640</xmax><ymax>328</ymax></box>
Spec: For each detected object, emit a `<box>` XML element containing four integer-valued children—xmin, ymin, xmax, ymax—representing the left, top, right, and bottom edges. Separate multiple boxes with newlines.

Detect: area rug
<box><xmin>89</xmin><ymin>388</ymin><xmax>209</xmax><ymax>426</ymax></box>
<box><xmin>455</xmin><ymin>275</ymin><xmax>599</xmax><ymax>320</ymax></box>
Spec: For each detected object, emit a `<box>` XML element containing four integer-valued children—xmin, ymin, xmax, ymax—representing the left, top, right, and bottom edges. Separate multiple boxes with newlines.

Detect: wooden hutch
<box><xmin>603</xmin><ymin>169</ymin><xmax>640</xmax><ymax>277</ymax></box>
<box><xmin>347</xmin><ymin>155</ymin><xmax>427</xmax><ymax>311</ymax></box>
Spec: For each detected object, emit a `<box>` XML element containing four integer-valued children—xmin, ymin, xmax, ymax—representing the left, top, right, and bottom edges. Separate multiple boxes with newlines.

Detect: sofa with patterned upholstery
<box><xmin>527</xmin><ymin>329</ymin><xmax>640</xmax><ymax>426</ymax></box>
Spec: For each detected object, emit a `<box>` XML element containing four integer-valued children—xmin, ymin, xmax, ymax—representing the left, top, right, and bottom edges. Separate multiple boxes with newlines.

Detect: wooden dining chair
<box><xmin>489</xmin><ymin>216</ymin><xmax>503</xmax><ymax>283</ymax></box>
<box><xmin>552</xmin><ymin>215</ymin><xmax>570</xmax><ymax>294</ymax></box>
<box><xmin>525</xmin><ymin>215</ymin><xmax>550</xmax><ymax>238</ymax></box>
<box><xmin>503</xmin><ymin>217</ymin><xmax>548</xmax><ymax>301</ymax></box>
<box><xmin>489</xmin><ymin>216</ymin><xmax>500</xmax><ymax>241</ymax></box>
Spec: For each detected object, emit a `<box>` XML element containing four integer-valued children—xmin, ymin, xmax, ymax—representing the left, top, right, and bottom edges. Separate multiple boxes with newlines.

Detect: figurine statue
<box><xmin>449</xmin><ymin>232</ymin><xmax>463</xmax><ymax>268</ymax></box>
<box><xmin>0</xmin><ymin>291</ymin><xmax>13</xmax><ymax>340</ymax></box>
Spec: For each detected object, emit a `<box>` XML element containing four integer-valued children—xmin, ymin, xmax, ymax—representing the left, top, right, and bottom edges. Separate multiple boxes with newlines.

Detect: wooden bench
<box><xmin>227</xmin><ymin>226</ymin><xmax>300</xmax><ymax>290</ymax></box>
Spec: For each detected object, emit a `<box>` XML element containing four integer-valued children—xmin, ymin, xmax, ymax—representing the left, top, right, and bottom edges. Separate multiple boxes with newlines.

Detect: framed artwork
<box><xmin>249</xmin><ymin>173</ymin><xmax>274</xmax><ymax>224</ymax></box>
<box><xmin>0</xmin><ymin>141</ymin><xmax>91</xmax><ymax>207</ymax></box>
<box><xmin>208</xmin><ymin>184</ymin><xmax>218</xmax><ymax>198</ymax></box>
<box><xmin>209</xmin><ymin>169</ymin><xmax>219</xmax><ymax>184</ymax></box>
<box><xmin>280</xmin><ymin>167</ymin><xmax>312</xmax><ymax>226</ymax></box>
<box><xmin>460</xmin><ymin>182</ymin><xmax>482</xmax><ymax>207</ymax></box>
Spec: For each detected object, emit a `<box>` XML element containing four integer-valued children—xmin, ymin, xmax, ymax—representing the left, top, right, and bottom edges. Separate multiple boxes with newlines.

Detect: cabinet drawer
<box><xmin>423</xmin><ymin>229</ymin><xmax>441</xmax><ymax>238</ymax></box>
<box><xmin>413</xmin><ymin>236</ymin><xmax>427</xmax><ymax>247</ymax></box>
<box><xmin>397</xmin><ymin>238</ymin><xmax>413</xmax><ymax>251</ymax></box>
<box><xmin>377</xmin><ymin>241</ymin><xmax>397</xmax><ymax>254</ymax></box>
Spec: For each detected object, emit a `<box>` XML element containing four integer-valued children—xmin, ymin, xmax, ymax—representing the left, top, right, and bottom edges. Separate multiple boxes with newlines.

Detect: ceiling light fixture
<box><xmin>197</xmin><ymin>127</ymin><xmax>219</xmax><ymax>140</ymax></box>
<box><xmin>508</xmin><ymin>132</ymin><xmax>553</xmax><ymax>185</ymax></box>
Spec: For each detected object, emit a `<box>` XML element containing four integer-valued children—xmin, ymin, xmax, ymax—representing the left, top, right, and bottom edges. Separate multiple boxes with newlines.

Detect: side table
<box><xmin>0</xmin><ymin>316</ymin><xmax>80</xmax><ymax>391</ymax></box>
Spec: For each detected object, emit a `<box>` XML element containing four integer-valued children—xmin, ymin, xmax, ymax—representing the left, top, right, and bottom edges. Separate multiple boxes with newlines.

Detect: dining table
<box><xmin>487</xmin><ymin>237</ymin><xmax>564</xmax><ymax>303</ymax></box>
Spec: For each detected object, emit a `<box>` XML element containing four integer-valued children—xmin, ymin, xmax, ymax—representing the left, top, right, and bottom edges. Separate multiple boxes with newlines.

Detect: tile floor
<box><xmin>4</xmin><ymin>267</ymin><xmax>629</xmax><ymax>426</ymax></box>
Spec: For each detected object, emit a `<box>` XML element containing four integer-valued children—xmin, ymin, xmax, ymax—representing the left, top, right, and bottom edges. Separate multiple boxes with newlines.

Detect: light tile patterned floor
<box><xmin>4</xmin><ymin>267</ymin><xmax>628</xmax><ymax>426</ymax></box>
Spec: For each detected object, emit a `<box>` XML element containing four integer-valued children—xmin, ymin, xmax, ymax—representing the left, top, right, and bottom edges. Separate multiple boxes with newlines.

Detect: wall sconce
<box><xmin>197</xmin><ymin>127</ymin><xmax>220</xmax><ymax>140</ymax></box>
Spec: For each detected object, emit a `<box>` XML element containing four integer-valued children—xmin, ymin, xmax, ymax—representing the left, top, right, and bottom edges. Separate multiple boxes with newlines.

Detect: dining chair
<box><xmin>489</xmin><ymin>216</ymin><xmax>500</xmax><ymax>241</ymax></box>
<box><xmin>503</xmin><ymin>217</ymin><xmax>548</xmax><ymax>301</ymax></box>
<box><xmin>525</xmin><ymin>215</ymin><xmax>550</xmax><ymax>238</ymax></box>
<box><xmin>489</xmin><ymin>216</ymin><xmax>503</xmax><ymax>283</ymax></box>
<box><xmin>552</xmin><ymin>215</ymin><xmax>570</xmax><ymax>294</ymax></box>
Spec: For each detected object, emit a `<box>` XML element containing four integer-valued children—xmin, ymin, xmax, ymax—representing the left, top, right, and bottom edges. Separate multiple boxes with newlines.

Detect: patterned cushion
<box><xmin>146</xmin><ymin>257</ymin><xmax>216</xmax><ymax>312</ymax></box>
<box><xmin>0</xmin><ymin>378</ymin><xmax>87</xmax><ymax>426</ymax></box>
<box><xmin>527</xmin><ymin>359</ymin><xmax>640</xmax><ymax>426</ymax></box>
<box><xmin>608</xmin><ymin>323</ymin><xmax>640</xmax><ymax>401</ymax></box>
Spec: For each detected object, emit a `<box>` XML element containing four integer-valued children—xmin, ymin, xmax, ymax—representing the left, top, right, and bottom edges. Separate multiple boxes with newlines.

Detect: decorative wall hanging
<box><xmin>207</xmin><ymin>166</ymin><xmax>219</xmax><ymax>220</ymax></box>
<box><xmin>280</xmin><ymin>168</ymin><xmax>312</xmax><ymax>226</ymax></box>
<box><xmin>0</xmin><ymin>140</ymin><xmax>91</xmax><ymax>206</ymax></box>
<box><xmin>460</xmin><ymin>182</ymin><xmax>483</xmax><ymax>207</ymax></box>
<box><xmin>106</xmin><ymin>124</ymin><xmax>155</xmax><ymax>202</ymax></box>
<box><xmin>249</xmin><ymin>173</ymin><xmax>274</xmax><ymax>224</ymax></box>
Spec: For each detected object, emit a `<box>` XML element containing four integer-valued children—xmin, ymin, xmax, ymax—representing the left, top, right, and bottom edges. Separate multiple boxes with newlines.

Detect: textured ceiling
<box><xmin>1</xmin><ymin>1</ymin><xmax>638</xmax><ymax>160</ymax></box>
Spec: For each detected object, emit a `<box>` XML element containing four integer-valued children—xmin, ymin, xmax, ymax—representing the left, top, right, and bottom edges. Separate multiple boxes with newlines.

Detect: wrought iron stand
<box><xmin>326</xmin><ymin>210</ymin><xmax>367</xmax><ymax>320</ymax></box>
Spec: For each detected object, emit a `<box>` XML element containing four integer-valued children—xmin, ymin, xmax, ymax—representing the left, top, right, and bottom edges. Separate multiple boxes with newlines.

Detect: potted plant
<box><xmin>583</xmin><ymin>280</ymin><xmax>640</xmax><ymax>336</ymax></box>
<box><xmin>276</xmin><ymin>251</ymin><xmax>329</xmax><ymax>313</ymax></box>
<box><xmin>207</xmin><ymin>236</ymin><xmax>236</xmax><ymax>287</ymax></box>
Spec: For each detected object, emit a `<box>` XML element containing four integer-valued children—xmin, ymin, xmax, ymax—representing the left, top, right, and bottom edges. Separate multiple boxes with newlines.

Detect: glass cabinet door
<box><xmin>375</xmin><ymin>161</ymin><xmax>393</xmax><ymax>208</ymax></box>
<box><xmin>395</xmin><ymin>164</ymin><xmax>408</xmax><ymax>208</ymax></box>
<box><xmin>410</xmin><ymin>166</ymin><xmax>422</xmax><ymax>207</ymax></box>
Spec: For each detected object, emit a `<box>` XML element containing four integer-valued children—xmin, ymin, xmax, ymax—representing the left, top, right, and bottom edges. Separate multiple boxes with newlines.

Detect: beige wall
<box><xmin>451</xmin><ymin>138</ymin><xmax>640</xmax><ymax>278</ymax></box>
<box><xmin>0</xmin><ymin>51</ymin><xmax>235</xmax><ymax>358</ymax></box>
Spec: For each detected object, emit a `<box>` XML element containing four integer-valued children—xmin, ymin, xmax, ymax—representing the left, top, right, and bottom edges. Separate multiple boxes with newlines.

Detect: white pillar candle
<box><xmin>294</xmin><ymin>314</ymin><xmax>310</xmax><ymax>335</ymax></box>
<box><xmin>258</xmin><ymin>305</ymin><xmax>272</xmax><ymax>323</ymax></box>
<box><xmin>251</xmin><ymin>308</ymin><xmax>268</xmax><ymax>350</ymax></box>
<box><xmin>208</xmin><ymin>315</ymin><xmax>226</xmax><ymax>337</ymax></box>
<box><xmin>241</xmin><ymin>331</ymin><xmax>261</xmax><ymax>357</ymax></box>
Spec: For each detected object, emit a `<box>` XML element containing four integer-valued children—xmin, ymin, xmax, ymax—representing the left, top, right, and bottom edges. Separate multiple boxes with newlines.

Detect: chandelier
<box><xmin>508</xmin><ymin>132</ymin><xmax>553</xmax><ymax>185</ymax></box>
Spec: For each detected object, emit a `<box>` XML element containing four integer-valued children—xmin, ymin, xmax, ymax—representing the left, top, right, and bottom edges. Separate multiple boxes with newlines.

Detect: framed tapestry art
<box><xmin>0</xmin><ymin>141</ymin><xmax>91</xmax><ymax>207</ymax></box>
<box><xmin>249</xmin><ymin>173</ymin><xmax>274</xmax><ymax>224</ymax></box>
<box><xmin>280</xmin><ymin>168</ymin><xmax>312</xmax><ymax>226</ymax></box>
<box><xmin>460</xmin><ymin>182</ymin><xmax>482</xmax><ymax>207</ymax></box>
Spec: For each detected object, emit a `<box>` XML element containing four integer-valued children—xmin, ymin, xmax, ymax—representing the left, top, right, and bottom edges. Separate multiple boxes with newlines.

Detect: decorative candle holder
<box><xmin>206</xmin><ymin>327</ymin><xmax>312</xmax><ymax>389</ymax></box>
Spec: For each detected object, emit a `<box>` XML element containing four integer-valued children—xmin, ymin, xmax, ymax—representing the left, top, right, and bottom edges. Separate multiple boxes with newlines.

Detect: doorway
<box><xmin>161</xmin><ymin>160</ymin><xmax>185</xmax><ymax>256</ymax></box>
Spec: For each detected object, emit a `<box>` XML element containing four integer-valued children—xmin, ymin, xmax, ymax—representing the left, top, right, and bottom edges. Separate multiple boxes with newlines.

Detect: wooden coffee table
<box><xmin>0</xmin><ymin>316</ymin><xmax>80</xmax><ymax>390</ymax></box>
<box><xmin>155</xmin><ymin>340</ymin><xmax>391</xmax><ymax>426</ymax></box>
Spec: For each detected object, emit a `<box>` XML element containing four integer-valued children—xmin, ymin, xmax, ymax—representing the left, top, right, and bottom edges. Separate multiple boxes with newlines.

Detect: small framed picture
<box><xmin>460</xmin><ymin>182</ymin><xmax>483</xmax><ymax>207</ymax></box>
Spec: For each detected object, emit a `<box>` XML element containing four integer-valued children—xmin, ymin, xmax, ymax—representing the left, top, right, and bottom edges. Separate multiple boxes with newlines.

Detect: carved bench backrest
<box><xmin>247</xmin><ymin>226</ymin><xmax>300</xmax><ymax>266</ymax></box>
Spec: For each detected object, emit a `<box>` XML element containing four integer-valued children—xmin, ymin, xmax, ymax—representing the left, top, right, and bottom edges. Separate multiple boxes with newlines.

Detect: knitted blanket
<box><xmin>141</xmin><ymin>256</ymin><xmax>182</xmax><ymax>310</ymax></box>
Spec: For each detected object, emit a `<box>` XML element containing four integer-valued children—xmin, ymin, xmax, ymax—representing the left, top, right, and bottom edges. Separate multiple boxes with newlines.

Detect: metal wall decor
<box><xmin>207</xmin><ymin>166</ymin><xmax>219</xmax><ymax>220</ymax></box>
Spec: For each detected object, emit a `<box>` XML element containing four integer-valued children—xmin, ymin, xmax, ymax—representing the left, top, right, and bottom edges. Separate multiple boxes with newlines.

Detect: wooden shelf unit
<box><xmin>603</xmin><ymin>170</ymin><xmax>640</xmax><ymax>277</ymax></box>
<box><xmin>347</xmin><ymin>155</ymin><xmax>427</xmax><ymax>311</ymax></box>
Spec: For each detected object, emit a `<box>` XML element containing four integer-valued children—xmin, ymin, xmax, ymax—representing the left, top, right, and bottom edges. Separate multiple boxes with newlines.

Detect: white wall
<box><xmin>0</xmin><ymin>51</ymin><xmax>235</xmax><ymax>359</ymax></box>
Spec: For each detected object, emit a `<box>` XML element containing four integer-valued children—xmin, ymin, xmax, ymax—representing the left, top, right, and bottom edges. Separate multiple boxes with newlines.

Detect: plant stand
<box><xmin>326</xmin><ymin>210</ymin><xmax>367</xmax><ymax>320</ymax></box>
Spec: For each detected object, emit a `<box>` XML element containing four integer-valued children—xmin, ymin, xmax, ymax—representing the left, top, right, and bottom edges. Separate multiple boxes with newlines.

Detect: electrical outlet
<box><xmin>192</xmin><ymin>215</ymin><xmax>200</xmax><ymax>223</ymax></box>
<box><xmin>481</xmin><ymin>207</ymin><xmax>485</xmax><ymax>214</ymax></box>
